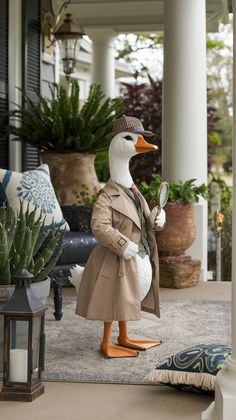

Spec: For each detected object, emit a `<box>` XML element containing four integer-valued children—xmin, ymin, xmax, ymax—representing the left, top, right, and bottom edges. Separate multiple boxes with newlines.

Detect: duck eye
<box><xmin>124</xmin><ymin>135</ymin><xmax>133</xmax><ymax>141</ymax></box>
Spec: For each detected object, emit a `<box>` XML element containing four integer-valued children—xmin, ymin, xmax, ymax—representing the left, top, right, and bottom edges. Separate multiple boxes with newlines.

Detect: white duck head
<box><xmin>108</xmin><ymin>131</ymin><xmax>158</xmax><ymax>188</ymax></box>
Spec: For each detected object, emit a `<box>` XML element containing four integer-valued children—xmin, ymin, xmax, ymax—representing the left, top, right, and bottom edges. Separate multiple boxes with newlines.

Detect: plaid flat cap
<box><xmin>107</xmin><ymin>115</ymin><xmax>154</xmax><ymax>140</ymax></box>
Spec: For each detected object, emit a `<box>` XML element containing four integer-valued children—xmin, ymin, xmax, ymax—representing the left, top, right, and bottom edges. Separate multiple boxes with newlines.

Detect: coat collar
<box><xmin>103</xmin><ymin>179</ymin><xmax>126</xmax><ymax>196</ymax></box>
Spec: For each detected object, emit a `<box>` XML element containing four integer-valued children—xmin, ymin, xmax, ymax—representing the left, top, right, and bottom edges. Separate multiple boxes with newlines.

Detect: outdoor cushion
<box><xmin>0</xmin><ymin>163</ymin><xmax>69</xmax><ymax>230</ymax></box>
<box><xmin>57</xmin><ymin>232</ymin><xmax>97</xmax><ymax>265</ymax></box>
<box><xmin>147</xmin><ymin>344</ymin><xmax>231</xmax><ymax>393</ymax></box>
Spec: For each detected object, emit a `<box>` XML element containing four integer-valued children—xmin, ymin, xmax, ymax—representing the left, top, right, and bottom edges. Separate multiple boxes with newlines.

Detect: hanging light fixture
<box><xmin>52</xmin><ymin>13</ymin><xmax>85</xmax><ymax>79</ymax></box>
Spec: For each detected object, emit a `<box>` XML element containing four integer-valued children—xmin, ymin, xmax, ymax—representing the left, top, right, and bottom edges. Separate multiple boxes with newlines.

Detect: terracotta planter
<box><xmin>155</xmin><ymin>202</ymin><xmax>196</xmax><ymax>255</ymax></box>
<box><xmin>41</xmin><ymin>151</ymin><xmax>100</xmax><ymax>206</ymax></box>
<box><xmin>155</xmin><ymin>202</ymin><xmax>200</xmax><ymax>288</ymax></box>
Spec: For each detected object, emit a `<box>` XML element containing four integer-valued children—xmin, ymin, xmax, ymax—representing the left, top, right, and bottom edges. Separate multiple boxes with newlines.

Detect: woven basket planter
<box><xmin>155</xmin><ymin>202</ymin><xmax>201</xmax><ymax>288</ymax></box>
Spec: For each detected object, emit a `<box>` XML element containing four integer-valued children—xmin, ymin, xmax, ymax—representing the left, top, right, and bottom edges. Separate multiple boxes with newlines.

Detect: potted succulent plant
<box><xmin>139</xmin><ymin>175</ymin><xmax>212</xmax><ymax>288</ymax></box>
<box><xmin>0</xmin><ymin>202</ymin><xmax>64</xmax><ymax>372</ymax></box>
<box><xmin>6</xmin><ymin>81</ymin><xmax>124</xmax><ymax>205</ymax></box>
<box><xmin>0</xmin><ymin>202</ymin><xmax>64</xmax><ymax>301</ymax></box>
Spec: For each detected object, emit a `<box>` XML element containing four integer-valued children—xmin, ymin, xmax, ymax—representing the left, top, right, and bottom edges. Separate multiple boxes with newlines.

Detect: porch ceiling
<box><xmin>53</xmin><ymin>0</ymin><xmax>229</xmax><ymax>33</ymax></box>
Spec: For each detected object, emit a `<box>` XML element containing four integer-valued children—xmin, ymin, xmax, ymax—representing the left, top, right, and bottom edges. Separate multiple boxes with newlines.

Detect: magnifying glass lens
<box><xmin>157</xmin><ymin>182</ymin><xmax>169</xmax><ymax>208</ymax></box>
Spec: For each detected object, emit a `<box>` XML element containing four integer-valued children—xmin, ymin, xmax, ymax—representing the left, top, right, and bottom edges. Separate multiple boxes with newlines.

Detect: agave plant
<box><xmin>0</xmin><ymin>203</ymin><xmax>64</xmax><ymax>285</ymax></box>
<box><xmin>6</xmin><ymin>81</ymin><xmax>124</xmax><ymax>153</ymax></box>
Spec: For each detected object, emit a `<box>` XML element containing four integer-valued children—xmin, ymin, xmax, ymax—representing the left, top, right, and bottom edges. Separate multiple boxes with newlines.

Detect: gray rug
<box><xmin>42</xmin><ymin>297</ymin><xmax>231</xmax><ymax>384</ymax></box>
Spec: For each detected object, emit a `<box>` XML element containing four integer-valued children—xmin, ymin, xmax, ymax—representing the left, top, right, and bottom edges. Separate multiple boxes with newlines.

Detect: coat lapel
<box><xmin>104</xmin><ymin>180</ymin><xmax>141</xmax><ymax>229</ymax></box>
<box><xmin>111</xmin><ymin>196</ymin><xmax>141</xmax><ymax>229</ymax></box>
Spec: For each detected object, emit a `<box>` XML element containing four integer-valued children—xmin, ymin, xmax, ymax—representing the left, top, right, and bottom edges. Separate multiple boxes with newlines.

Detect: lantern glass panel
<box><xmin>9</xmin><ymin>319</ymin><xmax>29</xmax><ymax>383</ymax></box>
<box><xmin>32</xmin><ymin>316</ymin><xmax>42</xmax><ymax>382</ymax></box>
<box><xmin>58</xmin><ymin>38</ymin><xmax>79</xmax><ymax>60</ymax></box>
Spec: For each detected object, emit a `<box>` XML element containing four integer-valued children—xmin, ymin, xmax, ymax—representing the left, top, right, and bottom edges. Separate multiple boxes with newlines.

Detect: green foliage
<box><xmin>207</xmin><ymin>39</ymin><xmax>225</xmax><ymax>50</ymax></box>
<box><xmin>116</xmin><ymin>33</ymin><xmax>164</xmax><ymax>60</ymax></box>
<box><xmin>213</xmin><ymin>115</ymin><xmax>233</xmax><ymax>172</ymax></box>
<box><xmin>0</xmin><ymin>203</ymin><xmax>64</xmax><ymax>285</ymax></box>
<box><xmin>72</xmin><ymin>184</ymin><xmax>101</xmax><ymax>208</ymax></box>
<box><xmin>94</xmin><ymin>151</ymin><xmax>110</xmax><ymax>183</ymax></box>
<box><xmin>139</xmin><ymin>174</ymin><xmax>212</xmax><ymax>207</ymax></box>
<box><xmin>6</xmin><ymin>81</ymin><xmax>124</xmax><ymax>153</ymax></box>
<box><xmin>208</xmin><ymin>132</ymin><xmax>222</xmax><ymax>146</ymax></box>
<box><xmin>116</xmin><ymin>34</ymin><xmax>224</xmax><ymax>62</ymax></box>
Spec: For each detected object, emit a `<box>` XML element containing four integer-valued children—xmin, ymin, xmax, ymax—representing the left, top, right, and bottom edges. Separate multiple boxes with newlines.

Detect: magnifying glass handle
<box><xmin>152</xmin><ymin>205</ymin><xmax>162</xmax><ymax>231</ymax></box>
<box><xmin>154</xmin><ymin>205</ymin><xmax>161</xmax><ymax>216</ymax></box>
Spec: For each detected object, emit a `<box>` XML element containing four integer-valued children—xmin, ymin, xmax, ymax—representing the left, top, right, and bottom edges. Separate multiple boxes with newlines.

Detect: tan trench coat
<box><xmin>75</xmin><ymin>179</ymin><xmax>160</xmax><ymax>321</ymax></box>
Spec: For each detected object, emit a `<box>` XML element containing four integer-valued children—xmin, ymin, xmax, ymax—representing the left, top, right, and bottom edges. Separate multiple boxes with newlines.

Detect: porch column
<box><xmin>88</xmin><ymin>29</ymin><xmax>116</xmax><ymax>98</ymax></box>
<box><xmin>202</xmin><ymin>2</ymin><xmax>236</xmax><ymax>418</ymax></box>
<box><xmin>8</xmin><ymin>0</ymin><xmax>22</xmax><ymax>171</ymax></box>
<box><xmin>162</xmin><ymin>0</ymin><xmax>208</xmax><ymax>280</ymax></box>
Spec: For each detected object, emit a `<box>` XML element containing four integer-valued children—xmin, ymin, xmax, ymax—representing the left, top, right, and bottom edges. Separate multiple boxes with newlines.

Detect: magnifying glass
<box><xmin>156</xmin><ymin>181</ymin><xmax>169</xmax><ymax>210</ymax></box>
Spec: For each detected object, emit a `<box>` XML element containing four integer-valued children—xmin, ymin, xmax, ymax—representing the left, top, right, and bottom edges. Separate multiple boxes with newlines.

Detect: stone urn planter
<box><xmin>6</xmin><ymin>80</ymin><xmax>124</xmax><ymax>206</ymax></box>
<box><xmin>139</xmin><ymin>175</ymin><xmax>211</xmax><ymax>289</ymax></box>
<box><xmin>155</xmin><ymin>203</ymin><xmax>201</xmax><ymax>288</ymax></box>
<box><xmin>0</xmin><ymin>277</ymin><xmax>51</xmax><ymax>374</ymax></box>
<box><xmin>156</xmin><ymin>202</ymin><xmax>196</xmax><ymax>255</ymax></box>
<box><xmin>41</xmin><ymin>151</ymin><xmax>100</xmax><ymax>206</ymax></box>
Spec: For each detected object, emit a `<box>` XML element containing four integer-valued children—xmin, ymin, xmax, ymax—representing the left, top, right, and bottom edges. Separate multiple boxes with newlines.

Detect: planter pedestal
<box><xmin>155</xmin><ymin>202</ymin><xmax>201</xmax><ymax>288</ymax></box>
<box><xmin>159</xmin><ymin>254</ymin><xmax>201</xmax><ymax>288</ymax></box>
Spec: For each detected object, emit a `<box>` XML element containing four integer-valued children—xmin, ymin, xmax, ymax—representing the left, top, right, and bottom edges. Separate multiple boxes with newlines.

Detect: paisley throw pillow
<box><xmin>0</xmin><ymin>164</ymin><xmax>69</xmax><ymax>230</ymax></box>
<box><xmin>147</xmin><ymin>344</ymin><xmax>231</xmax><ymax>393</ymax></box>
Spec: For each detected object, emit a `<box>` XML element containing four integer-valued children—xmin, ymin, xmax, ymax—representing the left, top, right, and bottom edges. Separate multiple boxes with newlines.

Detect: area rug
<box><xmin>42</xmin><ymin>297</ymin><xmax>231</xmax><ymax>384</ymax></box>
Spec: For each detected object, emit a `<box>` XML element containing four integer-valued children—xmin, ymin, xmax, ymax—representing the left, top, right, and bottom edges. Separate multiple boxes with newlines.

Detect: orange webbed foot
<box><xmin>100</xmin><ymin>342</ymin><xmax>139</xmax><ymax>358</ymax></box>
<box><xmin>117</xmin><ymin>336</ymin><xmax>162</xmax><ymax>350</ymax></box>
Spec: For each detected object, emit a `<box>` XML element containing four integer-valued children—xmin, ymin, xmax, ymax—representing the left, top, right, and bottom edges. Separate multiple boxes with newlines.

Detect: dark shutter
<box><xmin>0</xmin><ymin>0</ymin><xmax>9</xmax><ymax>169</ymax></box>
<box><xmin>22</xmin><ymin>0</ymin><xmax>41</xmax><ymax>170</ymax></box>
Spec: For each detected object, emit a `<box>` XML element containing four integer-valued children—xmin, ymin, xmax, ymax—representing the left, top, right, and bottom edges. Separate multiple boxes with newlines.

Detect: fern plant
<box><xmin>139</xmin><ymin>174</ymin><xmax>212</xmax><ymax>207</ymax></box>
<box><xmin>6</xmin><ymin>81</ymin><xmax>124</xmax><ymax>153</ymax></box>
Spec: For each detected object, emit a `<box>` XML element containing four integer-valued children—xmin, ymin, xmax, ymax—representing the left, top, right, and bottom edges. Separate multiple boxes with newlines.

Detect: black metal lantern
<box><xmin>53</xmin><ymin>13</ymin><xmax>84</xmax><ymax>77</ymax></box>
<box><xmin>0</xmin><ymin>269</ymin><xmax>47</xmax><ymax>402</ymax></box>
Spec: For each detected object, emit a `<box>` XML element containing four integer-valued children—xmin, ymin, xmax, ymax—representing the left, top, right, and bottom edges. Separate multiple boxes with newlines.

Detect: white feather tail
<box><xmin>69</xmin><ymin>265</ymin><xmax>84</xmax><ymax>295</ymax></box>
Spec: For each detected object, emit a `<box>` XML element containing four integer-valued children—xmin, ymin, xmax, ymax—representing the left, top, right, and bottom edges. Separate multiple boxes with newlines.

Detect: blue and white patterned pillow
<box><xmin>0</xmin><ymin>164</ymin><xmax>69</xmax><ymax>230</ymax></box>
<box><xmin>147</xmin><ymin>344</ymin><xmax>231</xmax><ymax>393</ymax></box>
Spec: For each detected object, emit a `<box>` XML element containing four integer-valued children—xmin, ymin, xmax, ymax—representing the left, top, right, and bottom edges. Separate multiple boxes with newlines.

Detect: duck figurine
<box><xmin>75</xmin><ymin>115</ymin><xmax>166</xmax><ymax>358</ymax></box>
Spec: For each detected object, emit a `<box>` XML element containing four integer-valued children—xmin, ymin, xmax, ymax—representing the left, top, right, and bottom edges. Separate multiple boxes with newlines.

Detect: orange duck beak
<box><xmin>135</xmin><ymin>136</ymin><xmax>158</xmax><ymax>154</ymax></box>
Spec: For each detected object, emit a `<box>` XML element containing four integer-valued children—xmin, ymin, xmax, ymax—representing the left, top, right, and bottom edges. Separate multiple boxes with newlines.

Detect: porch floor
<box><xmin>0</xmin><ymin>281</ymin><xmax>231</xmax><ymax>420</ymax></box>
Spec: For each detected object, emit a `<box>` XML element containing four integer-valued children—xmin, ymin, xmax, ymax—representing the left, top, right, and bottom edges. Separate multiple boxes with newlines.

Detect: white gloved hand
<box><xmin>150</xmin><ymin>207</ymin><xmax>166</xmax><ymax>230</ymax></box>
<box><xmin>122</xmin><ymin>241</ymin><xmax>139</xmax><ymax>260</ymax></box>
<box><xmin>155</xmin><ymin>208</ymin><xmax>166</xmax><ymax>229</ymax></box>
